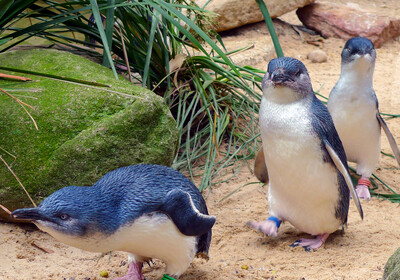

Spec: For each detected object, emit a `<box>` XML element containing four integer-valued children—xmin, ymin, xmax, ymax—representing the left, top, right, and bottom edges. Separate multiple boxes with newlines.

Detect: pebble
<box><xmin>307</xmin><ymin>49</ymin><xmax>328</xmax><ymax>63</ymax></box>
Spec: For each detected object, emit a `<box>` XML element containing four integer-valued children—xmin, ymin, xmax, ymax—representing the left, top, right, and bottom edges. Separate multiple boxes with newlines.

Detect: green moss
<box><xmin>0</xmin><ymin>49</ymin><xmax>178</xmax><ymax>218</ymax></box>
<box><xmin>384</xmin><ymin>248</ymin><xmax>400</xmax><ymax>280</ymax></box>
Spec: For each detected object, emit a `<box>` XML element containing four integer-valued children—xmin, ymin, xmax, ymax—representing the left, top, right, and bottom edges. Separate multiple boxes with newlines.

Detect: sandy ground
<box><xmin>2</xmin><ymin>0</ymin><xmax>400</xmax><ymax>279</ymax></box>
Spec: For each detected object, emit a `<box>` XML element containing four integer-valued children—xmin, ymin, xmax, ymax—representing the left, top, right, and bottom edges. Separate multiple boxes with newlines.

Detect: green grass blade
<box><xmin>219</xmin><ymin>182</ymin><xmax>263</xmax><ymax>203</ymax></box>
<box><xmin>142</xmin><ymin>11</ymin><xmax>159</xmax><ymax>88</ymax></box>
<box><xmin>255</xmin><ymin>0</ymin><xmax>284</xmax><ymax>57</ymax></box>
<box><xmin>0</xmin><ymin>0</ymin><xmax>14</xmax><ymax>19</ymax></box>
<box><xmin>0</xmin><ymin>0</ymin><xmax>37</xmax><ymax>28</ymax></box>
<box><xmin>102</xmin><ymin>0</ymin><xmax>115</xmax><ymax>68</ymax></box>
<box><xmin>149</xmin><ymin>0</ymin><xmax>240</xmax><ymax>76</ymax></box>
<box><xmin>161</xmin><ymin>15</ymin><xmax>171</xmax><ymax>90</ymax></box>
<box><xmin>380</xmin><ymin>112</ymin><xmax>400</xmax><ymax>117</ymax></box>
<box><xmin>89</xmin><ymin>0</ymin><xmax>118</xmax><ymax>79</ymax></box>
<box><xmin>0</xmin><ymin>66</ymin><xmax>111</xmax><ymax>87</ymax></box>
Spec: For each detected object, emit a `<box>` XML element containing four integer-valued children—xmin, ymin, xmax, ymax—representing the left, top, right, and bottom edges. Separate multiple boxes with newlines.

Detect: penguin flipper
<box><xmin>160</xmin><ymin>189</ymin><xmax>216</xmax><ymax>236</ymax></box>
<box><xmin>324</xmin><ymin>140</ymin><xmax>364</xmax><ymax>220</ymax></box>
<box><xmin>376</xmin><ymin>112</ymin><xmax>400</xmax><ymax>167</ymax></box>
<box><xmin>254</xmin><ymin>147</ymin><xmax>269</xmax><ymax>184</ymax></box>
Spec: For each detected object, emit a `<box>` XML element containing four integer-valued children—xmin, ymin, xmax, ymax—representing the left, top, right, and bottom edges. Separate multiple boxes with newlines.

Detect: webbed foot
<box><xmin>290</xmin><ymin>233</ymin><xmax>330</xmax><ymax>251</ymax></box>
<box><xmin>247</xmin><ymin>216</ymin><xmax>281</xmax><ymax>237</ymax></box>
<box><xmin>112</xmin><ymin>261</ymin><xmax>145</xmax><ymax>280</ymax></box>
<box><xmin>356</xmin><ymin>178</ymin><xmax>371</xmax><ymax>201</ymax></box>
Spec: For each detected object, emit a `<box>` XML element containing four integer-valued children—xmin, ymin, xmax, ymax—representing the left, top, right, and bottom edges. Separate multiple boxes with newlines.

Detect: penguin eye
<box><xmin>59</xmin><ymin>214</ymin><xmax>69</xmax><ymax>220</ymax></box>
<box><xmin>291</xmin><ymin>70</ymin><xmax>301</xmax><ymax>78</ymax></box>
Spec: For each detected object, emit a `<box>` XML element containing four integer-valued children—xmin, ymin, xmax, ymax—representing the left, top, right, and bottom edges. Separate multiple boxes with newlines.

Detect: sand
<box><xmin>1</xmin><ymin>0</ymin><xmax>400</xmax><ymax>279</ymax></box>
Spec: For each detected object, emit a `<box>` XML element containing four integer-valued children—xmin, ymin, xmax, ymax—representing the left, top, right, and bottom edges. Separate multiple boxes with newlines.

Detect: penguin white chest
<box><xmin>328</xmin><ymin>79</ymin><xmax>380</xmax><ymax>176</ymax></box>
<box><xmin>36</xmin><ymin>213</ymin><xmax>197</xmax><ymax>277</ymax></box>
<box><xmin>259</xmin><ymin>96</ymin><xmax>342</xmax><ymax>235</ymax></box>
<box><xmin>111</xmin><ymin>213</ymin><xmax>197</xmax><ymax>276</ymax></box>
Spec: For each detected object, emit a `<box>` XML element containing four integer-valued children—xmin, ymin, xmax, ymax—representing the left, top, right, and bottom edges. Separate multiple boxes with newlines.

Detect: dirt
<box><xmin>1</xmin><ymin>0</ymin><xmax>400</xmax><ymax>279</ymax></box>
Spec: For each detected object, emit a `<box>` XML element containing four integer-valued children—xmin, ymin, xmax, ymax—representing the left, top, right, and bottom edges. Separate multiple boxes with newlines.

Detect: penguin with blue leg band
<box><xmin>328</xmin><ymin>37</ymin><xmax>400</xmax><ymax>200</ymax></box>
<box><xmin>248</xmin><ymin>57</ymin><xmax>363</xmax><ymax>251</ymax></box>
<box><xmin>11</xmin><ymin>164</ymin><xmax>215</xmax><ymax>280</ymax></box>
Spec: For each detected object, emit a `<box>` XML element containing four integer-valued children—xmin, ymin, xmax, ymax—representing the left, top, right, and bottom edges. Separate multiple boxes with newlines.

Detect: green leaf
<box><xmin>0</xmin><ymin>0</ymin><xmax>37</xmax><ymax>28</ymax></box>
<box><xmin>0</xmin><ymin>0</ymin><xmax>14</xmax><ymax>19</ymax></box>
<box><xmin>255</xmin><ymin>0</ymin><xmax>284</xmax><ymax>57</ymax></box>
<box><xmin>89</xmin><ymin>0</ymin><xmax>118</xmax><ymax>79</ymax></box>
<box><xmin>102</xmin><ymin>0</ymin><xmax>115</xmax><ymax>68</ymax></box>
<box><xmin>0</xmin><ymin>37</ymin><xmax>11</xmax><ymax>46</ymax></box>
<box><xmin>142</xmin><ymin>10</ymin><xmax>159</xmax><ymax>88</ymax></box>
<box><xmin>148</xmin><ymin>0</ymin><xmax>241</xmax><ymax>76</ymax></box>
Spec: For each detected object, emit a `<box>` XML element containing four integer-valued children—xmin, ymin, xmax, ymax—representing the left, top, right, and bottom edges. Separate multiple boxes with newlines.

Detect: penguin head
<box><xmin>341</xmin><ymin>37</ymin><xmax>376</xmax><ymax>67</ymax></box>
<box><xmin>11</xmin><ymin>186</ymin><xmax>98</xmax><ymax>237</ymax></box>
<box><xmin>262</xmin><ymin>57</ymin><xmax>312</xmax><ymax>103</ymax></box>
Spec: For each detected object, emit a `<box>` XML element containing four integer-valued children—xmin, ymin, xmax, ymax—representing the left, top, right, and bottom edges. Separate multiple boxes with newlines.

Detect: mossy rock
<box><xmin>0</xmin><ymin>49</ymin><xmax>179</xmax><ymax>220</ymax></box>
<box><xmin>384</xmin><ymin>248</ymin><xmax>400</xmax><ymax>280</ymax></box>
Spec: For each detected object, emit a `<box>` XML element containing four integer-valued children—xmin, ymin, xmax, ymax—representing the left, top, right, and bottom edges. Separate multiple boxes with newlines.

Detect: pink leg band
<box><xmin>358</xmin><ymin>178</ymin><xmax>371</xmax><ymax>187</ymax></box>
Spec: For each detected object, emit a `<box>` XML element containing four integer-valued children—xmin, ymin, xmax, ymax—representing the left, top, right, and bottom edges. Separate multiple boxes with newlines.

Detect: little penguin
<box><xmin>328</xmin><ymin>37</ymin><xmax>400</xmax><ymax>200</ymax></box>
<box><xmin>248</xmin><ymin>57</ymin><xmax>363</xmax><ymax>251</ymax></box>
<box><xmin>11</xmin><ymin>164</ymin><xmax>216</xmax><ymax>280</ymax></box>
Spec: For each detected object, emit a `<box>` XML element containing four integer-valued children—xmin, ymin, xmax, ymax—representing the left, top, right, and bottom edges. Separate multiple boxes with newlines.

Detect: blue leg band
<box><xmin>267</xmin><ymin>216</ymin><xmax>281</xmax><ymax>228</ymax></box>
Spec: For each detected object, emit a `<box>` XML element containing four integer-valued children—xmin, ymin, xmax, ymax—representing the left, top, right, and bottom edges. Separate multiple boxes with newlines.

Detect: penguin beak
<box><xmin>356</xmin><ymin>45</ymin><xmax>372</xmax><ymax>56</ymax></box>
<box><xmin>352</xmin><ymin>52</ymin><xmax>374</xmax><ymax>67</ymax></box>
<box><xmin>11</xmin><ymin>207</ymin><xmax>45</xmax><ymax>221</ymax></box>
<box><xmin>351</xmin><ymin>46</ymin><xmax>374</xmax><ymax>61</ymax></box>
<box><xmin>271</xmin><ymin>69</ymin><xmax>294</xmax><ymax>84</ymax></box>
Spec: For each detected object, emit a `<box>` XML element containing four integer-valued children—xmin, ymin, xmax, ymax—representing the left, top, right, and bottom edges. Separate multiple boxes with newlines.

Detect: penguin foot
<box><xmin>355</xmin><ymin>178</ymin><xmax>371</xmax><ymax>200</ymax></box>
<box><xmin>355</xmin><ymin>185</ymin><xmax>371</xmax><ymax>200</ymax></box>
<box><xmin>247</xmin><ymin>216</ymin><xmax>281</xmax><ymax>237</ymax></box>
<box><xmin>290</xmin><ymin>233</ymin><xmax>329</xmax><ymax>251</ymax></box>
<box><xmin>113</xmin><ymin>261</ymin><xmax>145</xmax><ymax>280</ymax></box>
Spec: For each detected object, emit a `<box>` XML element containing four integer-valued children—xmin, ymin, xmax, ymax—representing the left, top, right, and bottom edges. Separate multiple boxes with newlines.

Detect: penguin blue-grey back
<box><xmin>249</xmin><ymin>57</ymin><xmax>363</xmax><ymax>251</ymax></box>
<box><xmin>11</xmin><ymin>164</ymin><xmax>215</xmax><ymax>279</ymax></box>
<box><xmin>328</xmin><ymin>37</ymin><xmax>400</xmax><ymax>200</ymax></box>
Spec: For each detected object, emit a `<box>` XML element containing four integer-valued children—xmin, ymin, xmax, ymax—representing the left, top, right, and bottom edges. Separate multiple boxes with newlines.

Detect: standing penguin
<box><xmin>11</xmin><ymin>164</ymin><xmax>215</xmax><ymax>280</ymax></box>
<box><xmin>248</xmin><ymin>57</ymin><xmax>363</xmax><ymax>251</ymax></box>
<box><xmin>328</xmin><ymin>37</ymin><xmax>400</xmax><ymax>200</ymax></box>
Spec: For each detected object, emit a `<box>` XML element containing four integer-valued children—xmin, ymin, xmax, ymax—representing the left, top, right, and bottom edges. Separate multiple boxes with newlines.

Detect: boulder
<box><xmin>0</xmin><ymin>49</ymin><xmax>179</xmax><ymax>220</ymax></box>
<box><xmin>297</xmin><ymin>2</ymin><xmax>400</xmax><ymax>48</ymax></box>
<box><xmin>196</xmin><ymin>0</ymin><xmax>315</xmax><ymax>32</ymax></box>
<box><xmin>384</xmin><ymin>248</ymin><xmax>400</xmax><ymax>280</ymax></box>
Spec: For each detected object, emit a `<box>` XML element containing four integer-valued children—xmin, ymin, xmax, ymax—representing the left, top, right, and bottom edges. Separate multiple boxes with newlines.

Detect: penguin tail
<box><xmin>160</xmin><ymin>189</ymin><xmax>216</xmax><ymax>236</ymax></box>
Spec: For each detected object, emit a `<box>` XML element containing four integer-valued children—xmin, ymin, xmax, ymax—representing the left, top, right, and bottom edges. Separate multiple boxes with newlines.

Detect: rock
<box><xmin>307</xmin><ymin>49</ymin><xmax>327</xmax><ymax>63</ymax></box>
<box><xmin>384</xmin><ymin>248</ymin><xmax>400</xmax><ymax>280</ymax></box>
<box><xmin>220</xmin><ymin>22</ymin><xmax>276</xmax><ymax>67</ymax></box>
<box><xmin>196</xmin><ymin>0</ymin><xmax>315</xmax><ymax>32</ymax></box>
<box><xmin>225</xmin><ymin>44</ymin><xmax>275</xmax><ymax>67</ymax></box>
<box><xmin>296</xmin><ymin>2</ymin><xmax>400</xmax><ymax>48</ymax></box>
<box><xmin>0</xmin><ymin>49</ymin><xmax>178</xmax><ymax>220</ymax></box>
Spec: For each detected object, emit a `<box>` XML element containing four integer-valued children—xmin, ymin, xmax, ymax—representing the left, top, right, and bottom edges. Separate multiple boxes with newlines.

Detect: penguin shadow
<box><xmin>139</xmin><ymin>258</ymin><xmax>209</xmax><ymax>280</ymax></box>
<box><xmin>180</xmin><ymin>259</ymin><xmax>210</xmax><ymax>280</ymax></box>
<box><xmin>248</xmin><ymin>223</ymin><xmax>295</xmax><ymax>250</ymax></box>
<box><xmin>137</xmin><ymin>259</ymin><xmax>167</xmax><ymax>279</ymax></box>
<box><xmin>251</xmin><ymin>224</ymin><xmax>346</xmax><ymax>252</ymax></box>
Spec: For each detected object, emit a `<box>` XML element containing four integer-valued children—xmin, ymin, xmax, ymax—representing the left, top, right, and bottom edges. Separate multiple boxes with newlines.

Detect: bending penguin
<box><xmin>328</xmin><ymin>37</ymin><xmax>400</xmax><ymax>200</ymax></box>
<box><xmin>11</xmin><ymin>164</ymin><xmax>215</xmax><ymax>280</ymax></box>
<box><xmin>248</xmin><ymin>57</ymin><xmax>363</xmax><ymax>251</ymax></box>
